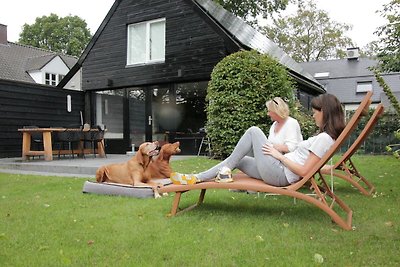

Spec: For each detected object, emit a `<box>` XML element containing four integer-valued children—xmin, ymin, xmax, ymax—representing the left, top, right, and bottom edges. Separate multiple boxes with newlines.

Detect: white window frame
<box><xmin>356</xmin><ymin>81</ymin><xmax>373</xmax><ymax>93</ymax></box>
<box><xmin>127</xmin><ymin>18</ymin><xmax>166</xmax><ymax>66</ymax></box>
<box><xmin>45</xmin><ymin>73</ymin><xmax>57</xmax><ymax>86</ymax></box>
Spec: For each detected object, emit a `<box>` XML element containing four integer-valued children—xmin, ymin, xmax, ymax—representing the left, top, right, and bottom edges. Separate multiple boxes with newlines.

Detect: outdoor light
<box><xmin>67</xmin><ymin>95</ymin><xmax>72</xmax><ymax>112</ymax></box>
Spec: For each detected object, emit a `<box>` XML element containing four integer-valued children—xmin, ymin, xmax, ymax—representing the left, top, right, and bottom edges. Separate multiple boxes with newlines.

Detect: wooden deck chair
<box><xmin>321</xmin><ymin>103</ymin><xmax>384</xmax><ymax>196</ymax></box>
<box><xmin>159</xmin><ymin>92</ymin><xmax>372</xmax><ymax>230</ymax></box>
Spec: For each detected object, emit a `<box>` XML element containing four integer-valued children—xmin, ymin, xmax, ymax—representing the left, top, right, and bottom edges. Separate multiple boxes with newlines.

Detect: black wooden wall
<box><xmin>0</xmin><ymin>79</ymin><xmax>85</xmax><ymax>158</ymax></box>
<box><xmin>81</xmin><ymin>0</ymin><xmax>235</xmax><ymax>91</ymax></box>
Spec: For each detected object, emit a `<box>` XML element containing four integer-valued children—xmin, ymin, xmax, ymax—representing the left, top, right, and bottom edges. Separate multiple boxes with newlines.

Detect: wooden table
<box><xmin>18</xmin><ymin>128</ymin><xmax>106</xmax><ymax>161</ymax></box>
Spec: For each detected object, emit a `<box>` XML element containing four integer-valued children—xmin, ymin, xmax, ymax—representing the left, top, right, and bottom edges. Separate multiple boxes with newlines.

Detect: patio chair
<box><xmin>158</xmin><ymin>91</ymin><xmax>373</xmax><ymax>230</ymax></box>
<box><xmin>321</xmin><ymin>103</ymin><xmax>384</xmax><ymax>196</ymax></box>
<box><xmin>82</xmin><ymin>125</ymin><xmax>107</xmax><ymax>158</ymax></box>
<box><xmin>56</xmin><ymin>128</ymin><xmax>84</xmax><ymax>159</ymax></box>
<box><xmin>22</xmin><ymin>125</ymin><xmax>44</xmax><ymax>159</ymax></box>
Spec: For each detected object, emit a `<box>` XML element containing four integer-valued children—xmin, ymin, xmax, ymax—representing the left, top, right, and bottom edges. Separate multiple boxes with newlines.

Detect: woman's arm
<box><xmin>262</xmin><ymin>144</ymin><xmax>320</xmax><ymax>177</ymax></box>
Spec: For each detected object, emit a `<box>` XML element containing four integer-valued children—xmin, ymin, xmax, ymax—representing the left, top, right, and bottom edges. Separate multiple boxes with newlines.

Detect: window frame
<box><xmin>127</xmin><ymin>18</ymin><xmax>166</xmax><ymax>66</ymax></box>
<box><xmin>45</xmin><ymin>72</ymin><xmax>57</xmax><ymax>86</ymax></box>
<box><xmin>356</xmin><ymin>81</ymin><xmax>373</xmax><ymax>93</ymax></box>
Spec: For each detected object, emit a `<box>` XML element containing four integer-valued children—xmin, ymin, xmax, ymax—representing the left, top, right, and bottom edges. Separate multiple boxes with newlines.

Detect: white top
<box><xmin>268</xmin><ymin>116</ymin><xmax>303</xmax><ymax>152</ymax></box>
<box><xmin>283</xmin><ymin>132</ymin><xmax>335</xmax><ymax>184</ymax></box>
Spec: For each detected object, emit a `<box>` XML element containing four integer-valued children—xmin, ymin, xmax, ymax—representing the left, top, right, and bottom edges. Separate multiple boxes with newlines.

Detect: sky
<box><xmin>0</xmin><ymin>0</ymin><xmax>389</xmax><ymax>48</ymax></box>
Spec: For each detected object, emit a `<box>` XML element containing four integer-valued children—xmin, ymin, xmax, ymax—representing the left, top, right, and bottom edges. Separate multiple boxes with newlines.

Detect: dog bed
<box><xmin>82</xmin><ymin>179</ymin><xmax>171</xmax><ymax>198</ymax></box>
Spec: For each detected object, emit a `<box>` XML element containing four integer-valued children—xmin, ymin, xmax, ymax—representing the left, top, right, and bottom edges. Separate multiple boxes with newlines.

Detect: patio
<box><xmin>0</xmin><ymin>154</ymin><xmax>194</xmax><ymax>177</ymax></box>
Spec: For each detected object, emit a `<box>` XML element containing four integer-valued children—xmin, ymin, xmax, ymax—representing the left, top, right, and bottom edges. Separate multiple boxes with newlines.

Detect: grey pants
<box><xmin>196</xmin><ymin>126</ymin><xmax>289</xmax><ymax>186</ymax></box>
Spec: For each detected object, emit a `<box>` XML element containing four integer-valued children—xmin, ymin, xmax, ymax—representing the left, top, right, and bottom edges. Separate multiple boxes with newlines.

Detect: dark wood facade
<box><xmin>81</xmin><ymin>0</ymin><xmax>234</xmax><ymax>91</ymax></box>
<box><xmin>0</xmin><ymin>79</ymin><xmax>85</xmax><ymax>158</ymax></box>
<box><xmin>58</xmin><ymin>0</ymin><xmax>323</xmax><ymax>154</ymax></box>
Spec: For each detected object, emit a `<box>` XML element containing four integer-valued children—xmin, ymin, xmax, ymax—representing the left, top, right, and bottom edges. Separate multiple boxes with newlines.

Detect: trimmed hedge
<box><xmin>205</xmin><ymin>50</ymin><xmax>297</xmax><ymax>158</ymax></box>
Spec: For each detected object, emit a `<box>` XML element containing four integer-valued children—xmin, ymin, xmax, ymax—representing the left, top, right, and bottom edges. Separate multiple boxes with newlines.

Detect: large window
<box><xmin>127</xmin><ymin>18</ymin><xmax>166</xmax><ymax>65</ymax></box>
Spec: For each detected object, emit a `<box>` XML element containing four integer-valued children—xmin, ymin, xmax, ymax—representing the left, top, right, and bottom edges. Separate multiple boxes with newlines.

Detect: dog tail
<box><xmin>95</xmin><ymin>166</ymin><xmax>107</xmax><ymax>183</ymax></box>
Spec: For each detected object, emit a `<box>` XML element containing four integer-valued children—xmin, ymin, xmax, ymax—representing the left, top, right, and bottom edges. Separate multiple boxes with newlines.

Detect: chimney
<box><xmin>346</xmin><ymin>47</ymin><xmax>360</xmax><ymax>60</ymax></box>
<box><xmin>0</xmin><ymin>24</ymin><xmax>7</xmax><ymax>44</ymax></box>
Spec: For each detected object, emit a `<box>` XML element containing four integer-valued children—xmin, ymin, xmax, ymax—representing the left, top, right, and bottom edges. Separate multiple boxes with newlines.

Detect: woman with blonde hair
<box><xmin>265</xmin><ymin>97</ymin><xmax>302</xmax><ymax>153</ymax></box>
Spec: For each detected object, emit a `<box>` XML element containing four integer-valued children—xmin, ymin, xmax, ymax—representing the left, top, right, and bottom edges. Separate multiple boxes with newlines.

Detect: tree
<box><xmin>18</xmin><ymin>14</ymin><xmax>92</xmax><ymax>57</ymax></box>
<box><xmin>261</xmin><ymin>0</ymin><xmax>354</xmax><ymax>62</ymax></box>
<box><xmin>214</xmin><ymin>0</ymin><xmax>291</xmax><ymax>25</ymax></box>
<box><xmin>374</xmin><ymin>0</ymin><xmax>400</xmax><ymax>72</ymax></box>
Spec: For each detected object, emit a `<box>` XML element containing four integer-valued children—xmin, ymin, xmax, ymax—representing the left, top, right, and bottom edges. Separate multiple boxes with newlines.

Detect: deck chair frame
<box><xmin>321</xmin><ymin>103</ymin><xmax>384</xmax><ymax>196</ymax></box>
<box><xmin>159</xmin><ymin>92</ymin><xmax>372</xmax><ymax>230</ymax></box>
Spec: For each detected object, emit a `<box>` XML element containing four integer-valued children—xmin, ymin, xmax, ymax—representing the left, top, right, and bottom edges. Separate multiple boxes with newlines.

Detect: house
<box><xmin>301</xmin><ymin>48</ymin><xmax>400</xmax><ymax>111</ymax></box>
<box><xmin>59</xmin><ymin>0</ymin><xmax>325</xmax><ymax>154</ymax></box>
<box><xmin>0</xmin><ymin>24</ymin><xmax>81</xmax><ymax>90</ymax></box>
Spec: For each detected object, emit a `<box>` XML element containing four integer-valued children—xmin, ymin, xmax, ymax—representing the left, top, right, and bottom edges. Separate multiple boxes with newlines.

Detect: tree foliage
<box><xmin>374</xmin><ymin>0</ymin><xmax>400</xmax><ymax>72</ymax></box>
<box><xmin>205</xmin><ymin>50</ymin><xmax>296</xmax><ymax>158</ymax></box>
<box><xmin>214</xmin><ymin>0</ymin><xmax>290</xmax><ymax>24</ymax></box>
<box><xmin>18</xmin><ymin>14</ymin><xmax>92</xmax><ymax>57</ymax></box>
<box><xmin>261</xmin><ymin>0</ymin><xmax>353</xmax><ymax>62</ymax></box>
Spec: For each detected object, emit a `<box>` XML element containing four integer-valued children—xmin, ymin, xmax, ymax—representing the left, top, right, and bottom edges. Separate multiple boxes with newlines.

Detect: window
<box><xmin>314</xmin><ymin>72</ymin><xmax>330</xmax><ymax>78</ymax></box>
<box><xmin>127</xmin><ymin>18</ymin><xmax>166</xmax><ymax>65</ymax></box>
<box><xmin>356</xmin><ymin>81</ymin><xmax>373</xmax><ymax>93</ymax></box>
<box><xmin>45</xmin><ymin>73</ymin><xmax>57</xmax><ymax>85</ymax></box>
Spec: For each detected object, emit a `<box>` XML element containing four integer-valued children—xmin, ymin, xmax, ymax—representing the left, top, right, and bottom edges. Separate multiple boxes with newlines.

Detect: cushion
<box><xmin>82</xmin><ymin>179</ymin><xmax>171</xmax><ymax>198</ymax></box>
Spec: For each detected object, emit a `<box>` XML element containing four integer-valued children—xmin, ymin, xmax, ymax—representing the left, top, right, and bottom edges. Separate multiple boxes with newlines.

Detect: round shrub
<box><xmin>205</xmin><ymin>50</ymin><xmax>297</xmax><ymax>158</ymax></box>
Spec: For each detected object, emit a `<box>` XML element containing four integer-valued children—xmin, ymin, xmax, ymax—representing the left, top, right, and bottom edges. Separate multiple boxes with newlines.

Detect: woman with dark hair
<box><xmin>171</xmin><ymin>94</ymin><xmax>345</xmax><ymax>187</ymax></box>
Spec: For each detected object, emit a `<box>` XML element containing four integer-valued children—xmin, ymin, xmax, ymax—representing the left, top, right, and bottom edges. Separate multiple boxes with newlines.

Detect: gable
<box><xmin>78</xmin><ymin>0</ymin><xmax>236</xmax><ymax>91</ymax></box>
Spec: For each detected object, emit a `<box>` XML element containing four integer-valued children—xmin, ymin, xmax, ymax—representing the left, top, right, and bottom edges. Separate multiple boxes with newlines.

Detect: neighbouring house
<box><xmin>0</xmin><ymin>24</ymin><xmax>81</xmax><ymax>90</ymax></box>
<box><xmin>0</xmin><ymin>23</ymin><xmax>86</xmax><ymax>158</ymax></box>
<box><xmin>59</xmin><ymin>0</ymin><xmax>325</xmax><ymax>154</ymax></box>
<box><xmin>301</xmin><ymin>48</ymin><xmax>400</xmax><ymax>111</ymax></box>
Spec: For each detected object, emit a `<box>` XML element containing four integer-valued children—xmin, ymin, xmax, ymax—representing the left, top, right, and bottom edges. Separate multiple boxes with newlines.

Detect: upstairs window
<box><xmin>356</xmin><ymin>81</ymin><xmax>373</xmax><ymax>93</ymax></box>
<box><xmin>127</xmin><ymin>18</ymin><xmax>165</xmax><ymax>65</ymax></box>
<box><xmin>45</xmin><ymin>73</ymin><xmax>57</xmax><ymax>86</ymax></box>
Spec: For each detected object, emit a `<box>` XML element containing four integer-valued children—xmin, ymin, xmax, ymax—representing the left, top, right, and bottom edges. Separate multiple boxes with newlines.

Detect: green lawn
<box><xmin>0</xmin><ymin>155</ymin><xmax>399</xmax><ymax>266</ymax></box>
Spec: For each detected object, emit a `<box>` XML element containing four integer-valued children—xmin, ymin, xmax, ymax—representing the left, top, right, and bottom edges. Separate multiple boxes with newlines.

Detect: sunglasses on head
<box><xmin>273</xmin><ymin>98</ymin><xmax>279</xmax><ymax>105</ymax></box>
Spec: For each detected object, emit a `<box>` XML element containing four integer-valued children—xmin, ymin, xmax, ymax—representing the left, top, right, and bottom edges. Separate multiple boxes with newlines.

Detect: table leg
<box><xmin>22</xmin><ymin>132</ymin><xmax>31</xmax><ymax>160</ymax></box>
<box><xmin>97</xmin><ymin>139</ymin><xmax>106</xmax><ymax>157</ymax></box>
<box><xmin>42</xmin><ymin>131</ymin><xmax>53</xmax><ymax>161</ymax></box>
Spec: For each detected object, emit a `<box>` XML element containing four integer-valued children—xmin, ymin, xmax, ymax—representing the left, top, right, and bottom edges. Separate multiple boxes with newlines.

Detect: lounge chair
<box><xmin>159</xmin><ymin>92</ymin><xmax>373</xmax><ymax>230</ymax></box>
<box><xmin>321</xmin><ymin>103</ymin><xmax>384</xmax><ymax>196</ymax></box>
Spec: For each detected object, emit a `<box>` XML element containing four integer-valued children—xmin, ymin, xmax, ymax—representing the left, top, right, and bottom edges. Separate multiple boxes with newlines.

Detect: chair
<box><xmin>197</xmin><ymin>128</ymin><xmax>212</xmax><ymax>156</ymax></box>
<box><xmin>321</xmin><ymin>103</ymin><xmax>384</xmax><ymax>196</ymax></box>
<box><xmin>83</xmin><ymin>125</ymin><xmax>107</xmax><ymax>158</ymax></box>
<box><xmin>56</xmin><ymin>128</ymin><xmax>84</xmax><ymax>159</ymax></box>
<box><xmin>23</xmin><ymin>126</ymin><xmax>44</xmax><ymax>159</ymax></box>
<box><xmin>158</xmin><ymin>92</ymin><xmax>373</xmax><ymax>230</ymax></box>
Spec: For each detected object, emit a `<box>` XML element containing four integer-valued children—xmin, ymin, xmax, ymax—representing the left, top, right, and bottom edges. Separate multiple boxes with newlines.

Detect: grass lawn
<box><xmin>0</xmin><ymin>155</ymin><xmax>399</xmax><ymax>266</ymax></box>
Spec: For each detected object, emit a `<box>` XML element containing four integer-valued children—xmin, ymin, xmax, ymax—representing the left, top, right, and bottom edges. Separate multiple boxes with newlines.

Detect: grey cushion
<box><xmin>82</xmin><ymin>179</ymin><xmax>171</xmax><ymax>198</ymax></box>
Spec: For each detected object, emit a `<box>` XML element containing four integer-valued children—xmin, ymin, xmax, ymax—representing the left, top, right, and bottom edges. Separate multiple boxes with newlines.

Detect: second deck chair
<box><xmin>321</xmin><ymin>103</ymin><xmax>384</xmax><ymax>196</ymax></box>
<box><xmin>159</xmin><ymin>92</ymin><xmax>373</xmax><ymax>230</ymax></box>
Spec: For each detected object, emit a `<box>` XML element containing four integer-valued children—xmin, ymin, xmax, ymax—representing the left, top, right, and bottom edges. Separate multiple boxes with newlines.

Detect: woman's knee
<box><xmin>247</xmin><ymin>126</ymin><xmax>262</xmax><ymax>134</ymax></box>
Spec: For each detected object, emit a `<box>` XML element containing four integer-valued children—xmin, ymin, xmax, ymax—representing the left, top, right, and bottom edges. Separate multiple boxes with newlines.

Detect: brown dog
<box><xmin>143</xmin><ymin>141</ymin><xmax>181</xmax><ymax>181</ymax></box>
<box><xmin>95</xmin><ymin>141</ymin><xmax>159</xmax><ymax>187</ymax></box>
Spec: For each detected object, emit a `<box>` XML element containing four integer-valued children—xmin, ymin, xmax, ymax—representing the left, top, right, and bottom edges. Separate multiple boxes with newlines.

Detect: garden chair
<box><xmin>158</xmin><ymin>91</ymin><xmax>372</xmax><ymax>230</ymax></box>
<box><xmin>321</xmin><ymin>103</ymin><xmax>384</xmax><ymax>196</ymax></box>
<box><xmin>82</xmin><ymin>125</ymin><xmax>107</xmax><ymax>158</ymax></box>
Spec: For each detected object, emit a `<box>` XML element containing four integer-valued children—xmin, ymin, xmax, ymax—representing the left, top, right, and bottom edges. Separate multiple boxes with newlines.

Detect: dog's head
<box><xmin>136</xmin><ymin>141</ymin><xmax>160</xmax><ymax>166</ymax></box>
<box><xmin>159</xmin><ymin>141</ymin><xmax>181</xmax><ymax>160</ymax></box>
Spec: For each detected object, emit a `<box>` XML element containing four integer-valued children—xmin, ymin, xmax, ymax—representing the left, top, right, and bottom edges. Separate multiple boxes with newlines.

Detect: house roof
<box><xmin>301</xmin><ymin>58</ymin><xmax>400</xmax><ymax>105</ymax></box>
<box><xmin>0</xmin><ymin>42</ymin><xmax>77</xmax><ymax>83</ymax></box>
<box><xmin>301</xmin><ymin>58</ymin><xmax>379</xmax><ymax>79</ymax></box>
<box><xmin>59</xmin><ymin>0</ymin><xmax>324</xmax><ymax>93</ymax></box>
<box><xmin>193</xmin><ymin>0</ymin><xmax>323</xmax><ymax>92</ymax></box>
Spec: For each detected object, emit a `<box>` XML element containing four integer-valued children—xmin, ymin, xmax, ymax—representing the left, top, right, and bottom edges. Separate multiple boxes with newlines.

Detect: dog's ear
<box><xmin>135</xmin><ymin>149</ymin><xmax>145</xmax><ymax>165</ymax></box>
<box><xmin>158</xmin><ymin>146</ymin><xmax>165</xmax><ymax>159</ymax></box>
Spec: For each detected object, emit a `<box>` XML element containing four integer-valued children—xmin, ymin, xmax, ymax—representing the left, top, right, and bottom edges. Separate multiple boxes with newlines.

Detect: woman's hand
<box><xmin>262</xmin><ymin>144</ymin><xmax>284</xmax><ymax>161</ymax></box>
